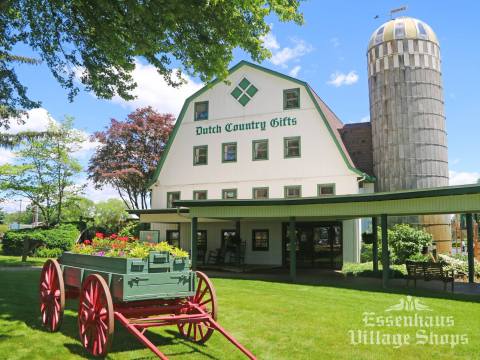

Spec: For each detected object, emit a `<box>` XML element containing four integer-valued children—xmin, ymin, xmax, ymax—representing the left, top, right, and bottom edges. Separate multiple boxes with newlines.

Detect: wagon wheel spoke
<box><xmin>78</xmin><ymin>274</ymin><xmax>114</xmax><ymax>357</ymax></box>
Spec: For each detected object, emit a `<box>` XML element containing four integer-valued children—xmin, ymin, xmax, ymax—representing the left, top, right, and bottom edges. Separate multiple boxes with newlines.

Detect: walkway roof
<box><xmin>130</xmin><ymin>184</ymin><xmax>480</xmax><ymax>222</ymax></box>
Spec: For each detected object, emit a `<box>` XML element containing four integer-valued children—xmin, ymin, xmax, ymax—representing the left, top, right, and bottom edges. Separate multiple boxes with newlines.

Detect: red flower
<box><xmin>95</xmin><ymin>232</ymin><xmax>104</xmax><ymax>239</ymax></box>
<box><xmin>118</xmin><ymin>236</ymin><xmax>129</xmax><ymax>242</ymax></box>
<box><xmin>110</xmin><ymin>233</ymin><xmax>118</xmax><ymax>239</ymax></box>
<box><xmin>84</xmin><ymin>240</ymin><xmax>91</xmax><ymax>245</ymax></box>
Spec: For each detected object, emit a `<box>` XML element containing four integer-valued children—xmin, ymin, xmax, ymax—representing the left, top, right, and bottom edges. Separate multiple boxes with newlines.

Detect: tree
<box><xmin>0</xmin><ymin>118</ymin><xmax>85</xmax><ymax>226</ymax></box>
<box><xmin>61</xmin><ymin>196</ymin><xmax>95</xmax><ymax>223</ymax></box>
<box><xmin>88</xmin><ymin>107</ymin><xmax>174</xmax><ymax>209</ymax></box>
<box><xmin>93</xmin><ymin>199</ymin><xmax>129</xmax><ymax>234</ymax></box>
<box><xmin>0</xmin><ymin>1</ymin><xmax>303</xmax><ymax>128</ymax></box>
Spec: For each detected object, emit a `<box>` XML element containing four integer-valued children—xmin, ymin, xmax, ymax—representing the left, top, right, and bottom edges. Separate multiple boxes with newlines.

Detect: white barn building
<box><xmin>136</xmin><ymin>61</ymin><xmax>375</xmax><ymax>270</ymax></box>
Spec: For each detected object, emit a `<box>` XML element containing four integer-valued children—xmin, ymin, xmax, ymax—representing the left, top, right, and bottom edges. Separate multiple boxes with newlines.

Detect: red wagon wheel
<box><xmin>78</xmin><ymin>274</ymin><xmax>114</xmax><ymax>357</ymax></box>
<box><xmin>39</xmin><ymin>259</ymin><xmax>65</xmax><ymax>332</ymax></box>
<box><xmin>178</xmin><ymin>271</ymin><xmax>218</xmax><ymax>343</ymax></box>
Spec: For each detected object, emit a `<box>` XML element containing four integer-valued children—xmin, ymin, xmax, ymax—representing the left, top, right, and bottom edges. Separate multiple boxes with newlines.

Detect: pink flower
<box><xmin>95</xmin><ymin>232</ymin><xmax>104</xmax><ymax>239</ymax></box>
<box><xmin>84</xmin><ymin>240</ymin><xmax>91</xmax><ymax>245</ymax></box>
<box><xmin>110</xmin><ymin>233</ymin><xmax>118</xmax><ymax>239</ymax></box>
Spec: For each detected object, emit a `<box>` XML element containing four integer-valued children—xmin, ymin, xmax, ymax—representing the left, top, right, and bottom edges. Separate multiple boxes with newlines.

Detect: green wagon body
<box><xmin>58</xmin><ymin>252</ymin><xmax>196</xmax><ymax>302</ymax></box>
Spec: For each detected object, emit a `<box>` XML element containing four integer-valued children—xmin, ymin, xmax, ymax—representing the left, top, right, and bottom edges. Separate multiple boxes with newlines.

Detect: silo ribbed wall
<box><xmin>368</xmin><ymin>37</ymin><xmax>451</xmax><ymax>252</ymax></box>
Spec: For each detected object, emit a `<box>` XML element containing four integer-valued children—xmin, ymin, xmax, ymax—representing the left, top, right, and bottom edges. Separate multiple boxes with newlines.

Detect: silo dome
<box><xmin>368</xmin><ymin>17</ymin><xmax>439</xmax><ymax>50</ymax></box>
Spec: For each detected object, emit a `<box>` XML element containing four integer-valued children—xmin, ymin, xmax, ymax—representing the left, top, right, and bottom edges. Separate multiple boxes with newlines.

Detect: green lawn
<box><xmin>0</xmin><ymin>269</ymin><xmax>479</xmax><ymax>360</ymax></box>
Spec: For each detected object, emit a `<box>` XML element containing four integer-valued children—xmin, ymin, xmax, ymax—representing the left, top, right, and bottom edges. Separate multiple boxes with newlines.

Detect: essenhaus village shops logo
<box><xmin>348</xmin><ymin>296</ymin><xmax>468</xmax><ymax>348</ymax></box>
<box><xmin>195</xmin><ymin>116</ymin><xmax>297</xmax><ymax>136</ymax></box>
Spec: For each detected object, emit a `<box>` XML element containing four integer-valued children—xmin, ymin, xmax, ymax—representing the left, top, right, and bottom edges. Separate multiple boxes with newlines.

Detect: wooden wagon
<box><xmin>39</xmin><ymin>251</ymin><xmax>256</xmax><ymax>359</ymax></box>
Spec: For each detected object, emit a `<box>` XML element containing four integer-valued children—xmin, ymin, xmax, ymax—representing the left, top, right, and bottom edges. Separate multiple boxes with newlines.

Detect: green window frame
<box><xmin>252</xmin><ymin>139</ymin><xmax>268</xmax><ymax>161</ymax></box>
<box><xmin>193</xmin><ymin>190</ymin><xmax>208</xmax><ymax>200</ymax></box>
<box><xmin>222</xmin><ymin>188</ymin><xmax>237</xmax><ymax>199</ymax></box>
<box><xmin>193</xmin><ymin>145</ymin><xmax>208</xmax><ymax>165</ymax></box>
<box><xmin>283</xmin><ymin>88</ymin><xmax>300</xmax><ymax>110</ymax></box>
<box><xmin>284</xmin><ymin>185</ymin><xmax>301</xmax><ymax>198</ymax></box>
<box><xmin>194</xmin><ymin>101</ymin><xmax>209</xmax><ymax>121</ymax></box>
<box><xmin>166</xmin><ymin>191</ymin><xmax>181</xmax><ymax>208</ymax></box>
<box><xmin>252</xmin><ymin>187</ymin><xmax>269</xmax><ymax>199</ymax></box>
<box><xmin>318</xmin><ymin>183</ymin><xmax>336</xmax><ymax>196</ymax></box>
<box><xmin>284</xmin><ymin>136</ymin><xmax>301</xmax><ymax>158</ymax></box>
<box><xmin>252</xmin><ymin>229</ymin><xmax>269</xmax><ymax>251</ymax></box>
<box><xmin>222</xmin><ymin>142</ymin><xmax>237</xmax><ymax>163</ymax></box>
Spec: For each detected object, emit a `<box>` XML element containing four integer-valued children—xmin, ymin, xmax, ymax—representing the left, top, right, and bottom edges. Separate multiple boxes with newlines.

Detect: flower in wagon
<box><xmin>95</xmin><ymin>232</ymin><xmax>104</xmax><ymax>239</ymax></box>
<box><xmin>84</xmin><ymin>240</ymin><xmax>92</xmax><ymax>245</ymax></box>
<box><xmin>95</xmin><ymin>250</ymin><xmax>106</xmax><ymax>257</ymax></box>
<box><xmin>110</xmin><ymin>233</ymin><xmax>118</xmax><ymax>239</ymax></box>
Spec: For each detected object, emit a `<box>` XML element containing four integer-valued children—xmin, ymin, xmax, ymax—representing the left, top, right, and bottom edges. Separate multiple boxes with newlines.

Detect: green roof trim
<box><xmin>146</xmin><ymin>60</ymin><xmax>373</xmax><ymax>189</ymax></box>
<box><xmin>174</xmin><ymin>184</ymin><xmax>480</xmax><ymax>208</ymax></box>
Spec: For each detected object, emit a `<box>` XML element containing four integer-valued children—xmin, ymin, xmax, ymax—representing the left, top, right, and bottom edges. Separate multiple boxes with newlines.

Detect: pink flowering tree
<box><xmin>88</xmin><ymin>107</ymin><xmax>174</xmax><ymax>209</ymax></box>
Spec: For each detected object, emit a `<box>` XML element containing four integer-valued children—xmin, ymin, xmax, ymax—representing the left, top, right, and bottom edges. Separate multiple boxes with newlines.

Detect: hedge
<box><xmin>1</xmin><ymin>224</ymin><xmax>80</xmax><ymax>256</ymax></box>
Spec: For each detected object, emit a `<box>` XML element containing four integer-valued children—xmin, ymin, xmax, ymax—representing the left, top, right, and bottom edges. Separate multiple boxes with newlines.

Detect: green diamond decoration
<box><xmin>238</xmin><ymin>78</ymin><xmax>251</xmax><ymax>90</ymax></box>
<box><xmin>231</xmin><ymin>87</ymin><xmax>242</xmax><ymax>99</ymax></box>
<box><xmin>246</xmin><ymin>84</ymin><xmax>258</xmax><ymax>97</ymax></box>
<box><xmin>238</xmin><ymin>94</ymin><xmax>250</xmax><ymax>106</ymax></box>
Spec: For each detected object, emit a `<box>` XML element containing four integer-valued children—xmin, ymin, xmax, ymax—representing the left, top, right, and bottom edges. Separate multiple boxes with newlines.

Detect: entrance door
<box><xmin>283</xmin><ymin>222</ymin><xmax>342</xmax><ymax>269</ymax></box>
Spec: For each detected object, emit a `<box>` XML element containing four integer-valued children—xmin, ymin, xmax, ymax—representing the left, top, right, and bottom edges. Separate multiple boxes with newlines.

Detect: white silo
<box><xmin>367</xmin><ymin>17</ymin><xmax>451</xmax><ymax>253</ymax></box>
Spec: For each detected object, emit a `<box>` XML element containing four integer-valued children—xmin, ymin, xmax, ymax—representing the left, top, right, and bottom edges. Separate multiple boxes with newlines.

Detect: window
<box><xmin>197</xmin><ymin>230</ymin><xmax>207</xmax><ymax>249</ymax></box>
<box><xmin>252</xmin><ymin>230</ymin><xmax>269</xmax><ymax>251</ymax></box>
<box><xmin>284</xmin><ymin>137</ymin><xmax>301</xmax><ymax>158</ymax></box>
<box><xmin>222</xmin><ymin>189</ymin><xmax>237</xmax><ymax>199</ymax></box>
<box><xmin>253</xmin><ymin>187</ymin><xmax>269</xmax><ymax>199</ymax></box>
<box><xmin>283</xmin><ymin>88</ymin><xmax>300</xmax><ymax>109</ymax></box>
<box><xmin>417</xmin><ymin>21</ymin><xmax>427</xmax><ymax>39</ymax></box>
<box><xmin>166</xmin><ymin>230</ymin><xmax>180</xmax><ymax>248</ymax></box>
<box><xmin>252</xmin><ymin>139</ymin><xmax>268</xmax><ymax>161</ymax></box>
<box><xmin>394</xmin><ymin>22</ymin><xmax>405</xmax><ymax>39</ymax></box>
<box><xmin>193</xmin><ymin>190</ymin><xmax>207</xmax><ymax>200</ymax></box>
<box><xmin>375</xmin><ymin>26</ymin><xmax>384</xmax><ymax>44</ymax></box>
<box><xmin>193</xmin><ymin>145</ymin><xmax>208</xmax><ymax>165</ymax></box>
<box><xmin>166</xmin><ymin>192</ymin><xmax>180</xmax><ymax>208</ymax></box>
<box><xmin>222</xmin><ymin>142</ymin><xmax>237</xmax><ymax>163</ymax></box>
<box><xmin>284</xmin><ymin>185</ymin><xmax>301</xmax><ymax>198</ymax></box>
<box><xmin>194</xmin><ymin>101</ymin><xmax>208</xmax><ymax>121</ymax></box>
<box><xmin>318</xmin><ymin>184</ymin><xmax>336</xmax><ymax>196</ymax></box>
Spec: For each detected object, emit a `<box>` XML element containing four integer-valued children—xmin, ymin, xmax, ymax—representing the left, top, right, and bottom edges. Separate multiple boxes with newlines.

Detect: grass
<box><xmin>0</xmin><ymin>245</ymin><xmax>48</xmax><ymax>267</ymax></box>
<box><xmin>0</xmin><ymin>269</ymin><xmax>479</xmax><ymax>360</ymax></box>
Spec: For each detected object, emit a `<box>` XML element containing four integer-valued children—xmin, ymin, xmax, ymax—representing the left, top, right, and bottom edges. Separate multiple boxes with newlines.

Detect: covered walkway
<box><xmin>133</xmin><ymin>184</ymin><xmax>480</xmax><ymax>288</ymax></box>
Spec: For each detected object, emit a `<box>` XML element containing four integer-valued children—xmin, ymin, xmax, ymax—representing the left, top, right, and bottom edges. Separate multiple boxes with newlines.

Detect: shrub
<box><xmin>385</xmin><ymin>224</ymin><xmax>432</xmax><ymax>265</ymax></box>
<box><xmin>2</xmin><ymin>224</ymin><xmax>80</xmax><ymax>256</ymax></box>
<box><xmin>341</xmin><ymin>262</ymin><xmax>406</xmax><ymax>278</ymax></box>
<box><xmin>35</xmin><ymin>247</ymin><xmax>64</xmax><ymax>258</ymax></box>
<box><xmin>2</xmin><ymin>229</ymin><xmax>47</xmax><ymax>255</ymax></box>
<box><xmin>118</xmin><ymin>221</ymin><xmax>141</xmax><ymax>238</ymax></box>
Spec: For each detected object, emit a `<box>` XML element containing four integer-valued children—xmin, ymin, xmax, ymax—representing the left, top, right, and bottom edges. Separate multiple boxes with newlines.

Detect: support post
<box><xmin>381</xmin><ymin>214</ymin><xmax>389</xmax><ymax>288</ymax></box>
<box><xmin>466</xmin><ymin>213</ymin><xmax>475</xmax><ymax>283</ymax></box>
<box><xmin>289</xmin><ymin>217</ymin><xmax>296</xmax><ymax>282</ymax></box>
<box><xmin>191</xmin><ymin>217</ymin><xmax>198</xmax><ymax>270</ymax></box>
<box><xmin>235</xmin><ymin>220</ymin><xmax>241</xmax><ymax>266</ymax></box>
<box><xmin>372</xmin><ymin>217</ymin><xmax>379</xmax><ymax>272</ymax></box>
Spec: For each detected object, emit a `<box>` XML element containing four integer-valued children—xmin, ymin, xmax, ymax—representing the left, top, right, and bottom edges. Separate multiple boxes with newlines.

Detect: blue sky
<box><xmin>3</xmin><ymin>1</ymin><xmax>479</xmax><ymax>209</ymax></box>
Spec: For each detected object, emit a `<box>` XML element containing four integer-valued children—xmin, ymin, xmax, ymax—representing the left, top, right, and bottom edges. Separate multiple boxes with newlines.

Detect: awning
<box><xmin>173</xmin><ymin>184</ymin><xmax>480</xmax><ymax>220</ymax></box>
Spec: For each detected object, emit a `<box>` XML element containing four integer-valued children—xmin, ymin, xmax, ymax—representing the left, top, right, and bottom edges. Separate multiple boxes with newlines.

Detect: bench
<box><xmin>405</xmin><ymin>260</ymin><xmax>455</xmax><ymax>292</ymax></box>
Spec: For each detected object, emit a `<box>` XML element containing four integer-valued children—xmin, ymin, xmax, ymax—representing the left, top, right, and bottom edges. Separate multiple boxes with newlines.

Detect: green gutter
<box><xmin>173</xmin><ymin>184</ymin><xmax>480</xmax><ymax>208</ymax></box>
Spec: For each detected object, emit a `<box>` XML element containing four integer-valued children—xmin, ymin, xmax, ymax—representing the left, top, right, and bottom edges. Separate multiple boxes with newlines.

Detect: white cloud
<box><xmin>261</xmin><ymin>31</ymin><xmax>280</xmax><ymax>51</ymax></box>
<box><xmin>289</xmin><ymin>65</ymin><xmax>301</xmax><ymax>77</ymax></box>
<box><xmin>359</xmin><ymin>115</ymin><xmax>370</xmax><ymax>123</ymax></box>
<box><xmin>449</xmin><ymin>171</ymin><xmax>480</xmax><ymax>185</ymax></box>
<box><xmin>327</xmin><ymin>71</ymin><xmax>359</xmax><ymax>87</ymax></box>
<box><xmin>109</xmin><ymin>61</ymin><xmax>203</xmax><ymax>116</ymax></box>
<box><xmin>330</xmin><ymin>37</ymin><xmax>340</xmax><ymax>48</ymax></box>
<box><xmin>270</xmin><ymin>38</ymin><xmax>313</xmax><ymax>68</ymax></box>
<box><xmin>6</xmin><ymin>108</ymin><xmax>53</xmax><ymax>134</ymax></box>
<box><xmin>81</xmin><ymin>179</ymin><xmax>122</xmax><ymax>203</ymax></box>
<box><xmin>0</xmin><ymin>148</ymin><xmax>16</xmax><ymax>165</ymax></box>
